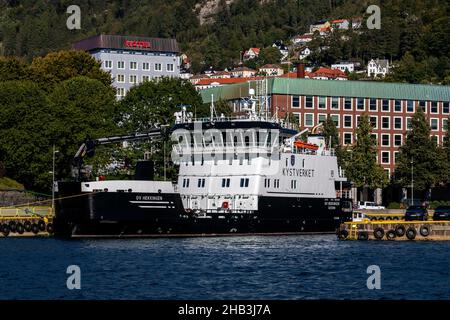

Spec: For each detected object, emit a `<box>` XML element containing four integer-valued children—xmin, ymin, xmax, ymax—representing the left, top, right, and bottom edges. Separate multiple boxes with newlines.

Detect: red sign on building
<box><xmin>124</xmin><ymin>40</ymin><xmax>151</xmax><ymax>49</ymax></box>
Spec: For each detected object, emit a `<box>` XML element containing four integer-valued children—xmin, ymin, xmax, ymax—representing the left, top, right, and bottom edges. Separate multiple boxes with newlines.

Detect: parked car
<box><xmin>433</xmin><ymin>206</ymin><xmax>450</xmax><ymax>221</ymax></box>
<box><xmin>357</xmin><ymin>201</ymin><xmax>385</xmax><ymax>210</ymax></box>
<box><xmin>404</xmin><ymin>206</ymin><xmax>428</xmax><ymax>221</ymax></box>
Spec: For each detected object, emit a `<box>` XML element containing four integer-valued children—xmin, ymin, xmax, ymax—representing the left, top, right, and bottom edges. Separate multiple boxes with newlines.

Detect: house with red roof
<box><xmin>243</xmin><ymin>48</ymin><xmax>260</xmax><ymax>61</ymax></box>
<box><xmin>331</xmin><ymin>19</ymin><xmax>350</xmax><ymax>30</ymax></box>
<box><xmin>259</xmin><ymin>64</ymin><xmax>284</xmax><ymax>76</ymax></box>
<box><xmin>230</xmin><ymin>66</ymin><xmax>257</xmax><ymax>78</ymax></box>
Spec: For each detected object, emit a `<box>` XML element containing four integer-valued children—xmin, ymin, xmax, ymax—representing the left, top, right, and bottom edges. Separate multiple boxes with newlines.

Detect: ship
<box><xmin>54</xmin><ymin>88</ymin><xmax>352</xmax><ymax>237</ymax></box>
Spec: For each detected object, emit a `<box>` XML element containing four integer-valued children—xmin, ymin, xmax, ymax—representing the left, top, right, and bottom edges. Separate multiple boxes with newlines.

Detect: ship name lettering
<box><xmin>282</xmin><ymin>168</ymin><xmax>315</xmax><ymax>177</ymax></box>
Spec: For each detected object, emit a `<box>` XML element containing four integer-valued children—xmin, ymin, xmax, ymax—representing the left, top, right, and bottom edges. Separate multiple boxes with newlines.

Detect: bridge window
<box><xmin>197</xmin><ymin>178</ymin><xmax>205</xmax><ymax>188</ymax></box>
<box><xmin>240</xmin><ymin>178</ymin><xmax>249</xmax><ymax>188</ymax></box>
<box><xmin>221</xmin><ymin>178</ymin><xmax>230</xmax><ymax>188</ymax></box>
<box><xmin>274</xmin><ymin>179</ymin><xmax>280</xmax><ymax>188</ymax></box>
<box><xmin>264</xmin><ymin>179</ymin><xmax>271</xmax><ymax>188</ymax></box>
<box><xmin>182</xmin><ymin>179</ymin><xmax>190</xmax><ymax>188</ymax></box>
<box><xmin>291</xmin><ymin>180</ymin><xmax>297</xmax><ymax>189</ymax></box>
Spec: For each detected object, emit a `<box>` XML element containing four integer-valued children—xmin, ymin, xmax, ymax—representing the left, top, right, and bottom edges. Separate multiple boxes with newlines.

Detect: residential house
<box><xmin>272</xmin><ymin>40</ymin><xmax>289</xmax><ymax>60</ymax></box>
<box><xmin>230</xmin><ymin>66</ymin><xmax>257</xmax><ymax>78</ymax></box>
<box><xmin>309</xmin><ymin>67</ymin><xmax>348</xmax><ymax>80</ymax></box>
<box><xmin>189</xmin><ymin>74</ymin><xmax>210</xmax><ymax>85</ymax></box>
<box><xmin>309</xmin><ymin>20</ymin><xmax>331</xmax><ymax>33</ymax></box>
<box><xmin>367</xmin><ymin>59</ymin><xmax>390</xmax><ymax>78</ymax></box>
<box><xmin>291</xmin><ymin>33</ymin><xmax>313</xmax><ymax>45</ymax></box>
<box><xmin>331</xmin><ymin>19</ymin><xmax>350</xmax><ymax>30</ymax></box>
<box><xmin>331</xmin><ymin>62</ymin><xmax>355</xmax><ymax>73</ymax></box>
<box><xmin>209</xmin><ymin>71</ymin><xmax>231</xmax><ymax>79</ymax></box>
<box><xmin>243</xmin><ymin>48</ymin><xmax>260</xmax><ymax>61</ymax></box>
<box><xmin>297</xmin><ymin>46</ymin><xmax>312</xmax><ymax>60</ymax></box>
<box><xmin>259</xmin><ymin>64</ymin><xmax>284</xmax><ymax>76</ymax></box>
<box><xmin>351</xmin><ymin>17</ymin><xmax>363</xmax><ymax>29</ymax></box>
<box><xmin>194</xmin><ymin>77</ymin><xmax>263</xmax><ymax>90</ymax></box>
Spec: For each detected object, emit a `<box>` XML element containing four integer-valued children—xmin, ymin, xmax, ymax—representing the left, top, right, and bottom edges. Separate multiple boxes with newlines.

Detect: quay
<box><xmin>0</xmin><ymin>206</ymin><xmax>53</xmax><ymax>237</ymax></box>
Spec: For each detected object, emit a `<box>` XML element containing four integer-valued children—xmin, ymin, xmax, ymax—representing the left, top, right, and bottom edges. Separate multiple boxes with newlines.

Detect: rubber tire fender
<box><xmin>38</xmin><ymin>220</ymin><xmax>46</xmax><ymax>232</ymax></box>
<box><xmin>46</xmin><ymin>223</ymin><xmax>54</xmax><ymax>234</ymax></box>
<box><xmin>373</xmin><ymin>227</ymin><xmax>385</xmax><ymax>240</ymax></box>
<box><xmin>8</xmin><ymin>221</ymin><xmax>17</xmax><ymax>233</ymax></box>
<box><xmin>24</xmin><ymin>221</ymin><xmax>32</xmax><ymax>232</ymax></box>
<box><xmin>406</xmin><ymin>227</ymin><xmax>417</xmax><ymax>240</ymax></box>
<box><xmin>386</xmin><ymin>230</ymin><xmax>396</xmax><ymax>240</ymax></box>
<box><xmin>420</xmin><ymin>225</ymin><xmax>430</xmax><ymax>237</ymax></box>
<box><xmin>15</xmin><ymin>222</ymin><xmax>25</xmax><ymax>235</ymax></box>
<box><xmin>1</xmin><ymin>224</ymin><xmax>10</xmax><ymax>237</ymax></box>
<box><xmin>357</xmin><ymin>231</ymin><xmax>369</xmax><ymax>241</ymax></box>
<box><xmin>31</xmin><ymin>223</ymin><xmax>39</xmax><ymax>235</ymax></box>
<box><xmin>395</xmin><ymin>225</ymin><xmax>406</xmax><ymax>237</ymax></box>
<box><xmin>338</xmin><ymin>229</ymin><xmax>349</xmax><ymax>240</ymax></box>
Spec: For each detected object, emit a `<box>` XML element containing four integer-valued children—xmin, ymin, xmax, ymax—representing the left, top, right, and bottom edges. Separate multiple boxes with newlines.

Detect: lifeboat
<box><xmin>294</xmin><ymin>140</ymin><xmax>319</xmax><ymax>150</ymax></box>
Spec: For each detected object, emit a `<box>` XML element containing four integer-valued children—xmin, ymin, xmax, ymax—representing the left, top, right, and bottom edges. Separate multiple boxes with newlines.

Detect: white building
<box><xmin>367</xmin><ymin>59</ymin><xmax>391</xmax><ymax>78</ymax></box>
<box><xmin>331</xmin><ymin>62</ymin><xmax>355</xmax><ymax>73</ymax></box>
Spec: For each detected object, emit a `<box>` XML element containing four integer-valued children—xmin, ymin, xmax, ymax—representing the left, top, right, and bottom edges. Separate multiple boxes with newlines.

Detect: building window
<box><xmin>371</xmin><ymin>134</ymin><xmax>378</xmax><ymax>145</ymax></box>
<box><xmin>167</xmin><ymin>63</ymin><xmax>174</xmax><ymax>72</ymax></box>
<box><xmin>274</xmin><ymin>179</ymin><xmax>280</xmax><ymax>188</ymax></box>
<box><xmin>432</xmin><ymin>136</ymin><xmax>439</xmax><ymax>145</ymax></box>
<box><xmin>142</xmin><ymin>75</ymin><xmax>150</xmax><ymax>82</ymax></box>
<box><xmin>305</xmin><ymin>96</ymin><xmax>313</xmax><ymax>108</ymax></box>
<box><xmin>344</xmin><ymin>115</ymin><xmax>352</xmax><ymax>128</ymax></box>
<box><xmin>381</xmin><ymin>151</ymin><xmax>390</xmax><ymax>164</ymax></box>
<box><xmin>330</xmin><ymin>115</ymin><xmax>339</xmax><ymax>128</ymax></box>
<box><xmin>357</xmin><ymin>98</ymin><xmax>365</xmax><ymax>111</ymax></box>
<box><xmin>382</xmin><ymin>99</ymin><xmax>390</xmax><ymax>112</ymax></box>
<box><xmin>129</xmin><ymin>75</ymin><xmax>138</xmax><ymax>84</ymax></box>
<box><xmin>370</xmin><ymin>116</ymin><xmax>377</xmax><ymax>129</ymax></box>
<box><xmin>291</xmin><ymin>180</ymin><xmax>297</xmax><ymax>189</ymax></box>
<box><xmin>406</xmin><ymin>117</ymin><xmax>412</xmax><ymax>130</ymax></box>
<box><xmin>443</xmin><ymin>102</ymin><xmax>450</xmax><ymax>114</ymax></box>
<box><xmin>317</xmin><ymin>96</ymin><xmax>326</xmax><ymax>109</ymax></box>
<box><xmin>344</xmin><ymin>133</ymin><xmax>352</xmax><ymax>145</ymax></box>
<box><xmin>117</xmin><ymin>61</ymin><xmax>125</xmax><ymax>69</ymax></box>
<box><xmin>431</xmin><ymin>102</ymin><xmax>438</xmax><ymax>114</ymax></box>
<box><xmin>344</xmin><ymin>98</ymin><xmax>352</xmax><ymax>110</ymax></box>
<box><xmin>382</xmin><ymin>116</ymin><xmax>390</xmax><ymax>129</ymax></box>
<box><xmin>197</xmin><ymin>178</ymin><xmax>205</xmax><ymax>188</ymax></box>
<box><xmin>155</xmin><ymin>63</ymin><xmax>162</xmax><ymax>71</ymax></box>
<box><xmin>407</xmin><ymin>100</ymin><xmax>414</xmax><ymax>113</ymax></box>
<box><xmin>419</xmin><ymin>101</ymin><xmax>427</xmax><ymax>112</ymax></box>
<box><xmin>304</xmin><ymin>113</ymin><xmax>314</xmax><ymax>126</ymax></box>
<box><xmin>443</xmin><ymin>118</ymin><xmax>448</xmax><ymax>131</ymax></box>
<box><xmin>116</xmin><ymin>87</ymin><xmax>125</xmax><ymax>97</ymax></box>
<box><xmin>356</xmin><ymin>115</ymin><xmax>361</xmax><ymax>127</ymax></box>
<box><xmin>430</xmin><ymin>118</ymin><xmax>438</xmax><ymax>130</ymax></box>
<box><xmin>331</xmin><ymin>97</ymin><xmax>339</xmax><ymax>110</ymax></box>
<box><xmin>240</xmin><ymin>178</ymin><xmax>249</xmax><ymax>188</ymax></box>
<box><xmin>369</xmin><ymin>98</ymin><xmax>377</xmax><ymax>111</ymax></box>
<box><xmin>143</xmin><ymin>62</ymin><xmax>150</xmax><ymax>71</ymax></box>
<box><xmin>104</xmin><ymin>60</ymin><xmax>113</xmax><ymax>69</ymax></box>
<box><xmin>116</xmin><ymin>74</ymin><xmax>125</xmax><ymax>83</ymax></box>
<box><xmin>221</xmin><ymin>178</ymin><xmax>231</xmax><ymax>188</ymax></box>
<box><xmin>394</xmin><ymin>100</ymin><xmax>402</xmax><ymax>112</ymax></box>
<box><xmin>394</xmin><ymin>117</ymin><xmax>402</xmax><ymax>130</ymax></box>
<box><xmin>394</xmin><ymin>134</ymin><xmax>402</xmax><ymax>146</ymax></box>
<box><xmin>130</xmin><ymin>61</ymin><xmax>138</xmax><ymax>70</ymax></box>
<box><xmin>292</xmin><ymin>96</ymin><xmax>300</xmax><ymax>108</ymax></box>
<box><xmin>394</xmin><ymin>152</ymin><xmax>400</xmax><ymax>164</ymax></box>
<box><xmin>292</xmin><ymin>113</ymin><xmax>301</xmax><ymax>125</ymax></box>
<box><xmin>318</xmin><ymin>114</ymin><xmax>327</xmax><ymax>124</ymax></box>
<box><xmin>381</xmin><ymin>134</ymin><xmax>390</xmax><ymax>147</ymax></box>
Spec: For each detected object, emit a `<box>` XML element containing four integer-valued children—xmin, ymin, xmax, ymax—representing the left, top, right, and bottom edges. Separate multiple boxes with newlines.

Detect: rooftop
<box><xmin>200</xmin><ymin>78</ymin><xmax>450</xmax><ymax>104</ymax></box>
<box><xmin>73</xmin><ymin>34</ymin><xmax>179</xmax><ymax>53</ymax></box>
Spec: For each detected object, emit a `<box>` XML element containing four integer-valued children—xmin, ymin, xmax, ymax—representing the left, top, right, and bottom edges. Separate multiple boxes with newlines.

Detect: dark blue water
<box><xmin>0</xmin><ymin>235</ymin><xmax>449</xmax><ymax>300</ymax></box>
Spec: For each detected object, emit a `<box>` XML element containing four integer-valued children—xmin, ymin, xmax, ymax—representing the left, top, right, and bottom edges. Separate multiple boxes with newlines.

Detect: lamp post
<box><xmin>411</xmin><ymin>157</ymin><xmax>414</xmax><ymax>206</ymax></box>
<box><xmin>52</xmin><ymin>145</ymin><xmax>59</xmax><ymax>213</ymax></box>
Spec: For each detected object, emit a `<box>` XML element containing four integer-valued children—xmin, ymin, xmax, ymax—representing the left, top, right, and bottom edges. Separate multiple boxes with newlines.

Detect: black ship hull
<box><xmin>54</xmin><ymin>182</ymin><xmax>352</xmax><ymax>238</ymax></box>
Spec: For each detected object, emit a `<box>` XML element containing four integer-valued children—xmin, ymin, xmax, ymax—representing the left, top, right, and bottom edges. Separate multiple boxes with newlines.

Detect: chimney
<box><xmin>296</xmin><ymin>63</ymin><xmax>305</xmax><ymax>78</ymax></box>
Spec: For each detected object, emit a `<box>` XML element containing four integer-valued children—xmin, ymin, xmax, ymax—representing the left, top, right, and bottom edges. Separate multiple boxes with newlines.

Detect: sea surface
<box><xmin>0</xmin><ymin>235</ymin><xmax>449</xmax><ymax>300</ymax></box>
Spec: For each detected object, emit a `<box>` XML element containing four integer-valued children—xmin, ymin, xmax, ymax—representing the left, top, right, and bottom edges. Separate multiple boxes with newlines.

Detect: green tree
<box><xmin>0</xmin><ymin>57</ymin><xmax>29</xmax><ymax>81</ymax></box>
<box><xmin>345</xmin><ymin>114</ymin><xmax>389</xmax><ymax>195</ymax></box>
<box><xmin>322</xmin><ymin>115</ymin><xmax>345</xmax><ymax>166</ymax></box>
<box><xmin>29</xmin><ymin>50</ymin><xmax>112</xmax><ymax>90</ymax></box>
<box><xmin>258</xmin><ymin>47</ymin><xmax>282</xmax><ymax>66</ymax></box>
<box><xmin>395</xmin><ymin>108</ymin><xmax>447</xmax><ymax>191</ymax></box>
